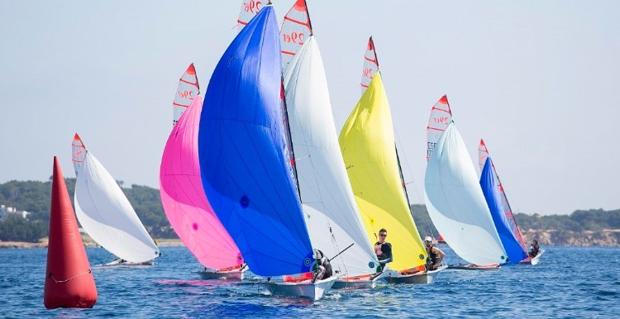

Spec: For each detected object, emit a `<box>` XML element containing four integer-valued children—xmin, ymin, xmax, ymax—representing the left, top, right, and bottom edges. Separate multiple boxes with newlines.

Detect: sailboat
<box><xmin>45</xmin><ymin>156</ymin><xmax>97</xmax><ymax>309</ymax></box>
<box><xmin>172</xmin><ymin>63</ymin><xmax>200</xmax><ymax>126</ymax></box>
<box><xmin>197</xmin><ymin>5</ymin><xmax>335</xmax><ymax>300</ymax></box>
<box><xmin>72</xmin><ymin>134</ymin><xmax>160</xmax><ymax>265</ymax></box>
<box><xmin>424</xmin><ymin>105</ymin><xmax>507</xmax><ymax>269</ymax></box>
<box><xmin>281</xmin><ymin>1</ymin><xmax>380</xmax><ymax>289</ymax></box>
<box><xmin>160</xmin><ymin>68</ymin><xmax>245</xmax><ymax>279</ymax></box>
<box><xmin>339</xmin><ymin>39</ymin><xmax>442</xmax><ymax>284</ymax></box>
<box><xmin>478</xmin><ymin>140</ymin><xmax>538</xmax><ymax>264</ymax></box>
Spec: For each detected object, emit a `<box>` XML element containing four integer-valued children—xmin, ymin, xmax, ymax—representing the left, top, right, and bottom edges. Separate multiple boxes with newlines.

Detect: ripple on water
<box><xmin>1</xmin><ymin>246</ymin><xmax>619</xmax><ymax>318</ymax></box>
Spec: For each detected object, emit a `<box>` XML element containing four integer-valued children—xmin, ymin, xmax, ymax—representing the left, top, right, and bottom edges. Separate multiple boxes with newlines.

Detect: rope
<box><xmin>47</xmin><ymin>269</ymin><xmax>92</xmax><ymax>284</ymax></box>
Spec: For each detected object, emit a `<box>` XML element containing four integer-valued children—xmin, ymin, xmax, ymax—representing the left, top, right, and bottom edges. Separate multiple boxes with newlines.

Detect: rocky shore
<box><xmin>522</xmin><ymin>229</ymin><xmax>620</xmax><ymax>247</ymax></box>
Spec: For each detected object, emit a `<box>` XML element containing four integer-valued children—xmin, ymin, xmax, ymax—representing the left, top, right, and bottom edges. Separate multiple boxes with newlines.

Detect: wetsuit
<box><xmin>426</xmin><ymin>246</ymin><xmax>439</xmax><ymax>270</ymax></box>
<box><xmin>529</xmin><ymin>244</ymin><xmax>540</xmax><ymax>258</ymax></box>
<box><xmin>375</xmin><ymin>242</ymin><xmax>392</xmax><ymax>272</ymax></box>
<box><xmin>312</xmin><ymin>251</ymin><xmax>333</xmax><ymax>282</ymax></box>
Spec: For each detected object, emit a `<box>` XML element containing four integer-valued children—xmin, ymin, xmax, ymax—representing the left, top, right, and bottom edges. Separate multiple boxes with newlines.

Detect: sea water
<box><xmin>1</xmin><ymin>246</ymin><xmax>618</xmax><ymax>318</ymax></box>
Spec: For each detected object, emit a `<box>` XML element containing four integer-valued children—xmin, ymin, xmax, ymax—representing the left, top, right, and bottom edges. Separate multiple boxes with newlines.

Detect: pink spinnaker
<box><xmin>160</xmin><ymin>96</ymin><xmax>243</xmax><ymax>271</ymax></box>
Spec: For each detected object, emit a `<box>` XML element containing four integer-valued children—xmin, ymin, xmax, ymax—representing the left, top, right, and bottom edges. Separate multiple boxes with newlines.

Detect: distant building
<box><xmin>0</xmin><ymin>204</ymin><xmax>30</xmax><ymax>220</ymax></box>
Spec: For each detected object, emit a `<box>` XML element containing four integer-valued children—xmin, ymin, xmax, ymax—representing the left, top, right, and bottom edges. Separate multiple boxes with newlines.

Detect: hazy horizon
<box><xmin>1</xmin><ymin>1</ymin><xmax>618</xmax><ymax>215</ymax></box>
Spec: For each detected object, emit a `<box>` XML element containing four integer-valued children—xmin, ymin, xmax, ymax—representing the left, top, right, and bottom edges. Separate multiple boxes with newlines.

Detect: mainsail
<box><xmin>283</xmin><ymin>36</ymin><xmax>379</xmax><ymax>278</ymax></box>
<box><xmin>236</xmin><ymin>0</ymin><xmax>263</xmax><ymax>28</ymax></box>
<box><xmin>480</xmin><ymin>157</ymin><xmax>528</xmax><ymax>264</ymax></box>
<box><xmin>479</xmin><ymin>139</ymin><xmax>528</xmax><ymax>257</ymax></box>
<box><xmin>160</xmin><ymin>96</ymin><xmax>243</xmax><ymax>271</ymax></box>
<box><xmin>426</xmin><ymin>95</ymin><xmax>453</xmax><ymax>161</ymax></box>
<box><xmin>172</xmin><ymin>64</ymin><xmax>200</xmax><ymax>125</ymax></box>
<box><xmin>198</xmin><ymin>6</ymin><xmax>314</xmax><ymax>277</ymax></box>
<box><xmin>280</xmin><ymin>0</ymin><xmax>312</xmax><ymax>71</ymax></box>
<box><xmin>424</xmin><ymin>123</ymin><xmax>506</xmax><ymax>265</ymax></box>
<box><xmin>339</xmin><ymin>73</ymin><xmax>427</xmax><ymax>272</ymax></box>
<box><xmin>360</xmin><ymin>36</ymin><xmax>379</xmax><ymax>92</ymax></box>
<box><xmin>72</xmin><ymin>134</ymin><xmax>159</xmax><ymax>263</ymax></box>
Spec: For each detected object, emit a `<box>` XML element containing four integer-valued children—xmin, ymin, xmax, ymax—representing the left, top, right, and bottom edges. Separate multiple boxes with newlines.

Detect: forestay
<box><xmin>360</xmin><ymin>37</ymin><xmax>379</xmax><ymax>92</ymax></box>
<box><xmin>72</xmin><ymin>134</ymin><xmax>159</xmax><ymax>263</ymax></box>
<box><xmin>426</xmin><ymin>95</ymin><xmax>453</xmax><ymax>161</ymax></box>
<box><xmin>480</xmin><ymin>157</ymin><xmax>528</xmax><ymax>264</ymax></box>
<box><xmin>424</xmin><ymin>123</ymin><xmax>506</xmax><ymax>265</ymax></box>
<box><xmin>198</xmin><ymin>6</ymin><xmax>314</xmax><ymax>277</ymax></box>
<box><xmin>283</xmin><ymin>36</ymin><xmax>378</xmax><ymax>278</ymax></box>
<box><xmin>339</xmin><ymin>73</ymin><xmax>427</xmax><ymax>272</ymax></box>
<box><xmin>479</xmin><ymin>139</ymin><xmax>528</xmax><ymax>256</ymax></box>
<box><xmin>280</xmin><ymin>0</ymin><xmax>313</xmax><ymax>72</ymax></box>
<box><xmin>172</xmin><ymin>64</ymin><xmax>200</xmax><ymax>126</ymax></box>
<box><xmin>160</xmin><ymin>96</ymin><xmax>243</xmax><ymax>271</ymax></box>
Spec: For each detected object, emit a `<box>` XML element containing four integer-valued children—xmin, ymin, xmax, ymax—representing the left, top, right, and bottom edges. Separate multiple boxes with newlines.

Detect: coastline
<box><xmin>0</xmin><ymin>238</ymin><xmax>185</xmax><ymax>249</ymax></box>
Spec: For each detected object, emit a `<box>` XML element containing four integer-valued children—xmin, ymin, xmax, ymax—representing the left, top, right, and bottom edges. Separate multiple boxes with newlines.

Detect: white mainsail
<box><xmin>280</xmin><ymin>0</ymin><xmax>313</xmax><ymax>71</ymax></box>
<box><xmin>283</xmin><ymin>37</ymin><xmax>379</xmax><ymax>277</ymax></box>
<box><xmin>426</xmin><ymin>95</ymin><xmax>453</xmax><ymax>161</ymax></box>
<box><xmin>236</xmin><ymin>0</ymin><xmax>263</xmax><ymax>28</ymax></box>
<box><xmin>424</xmin><ymin>123</ymin><xmax>506</xmax><ymax>265</ymax></box>
<box><xmin>172</xmin><ymin>63</ymin><xmax>200</xmax><ymax>126</ymax></box>
<box><xmin>360</xmin><ymin>36</ymin><xmax>379</xmax><ymax>93</ymax></box>
<box><xmin>72</xmin><ymin>134</ymin><xmax>159</xmax><ymax>263</ymax></box>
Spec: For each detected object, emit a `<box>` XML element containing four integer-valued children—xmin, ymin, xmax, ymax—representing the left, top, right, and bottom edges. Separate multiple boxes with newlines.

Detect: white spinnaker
<box><xmin>280</xmin><ymin>0</ymin><xmax>313</xmax><ymax>72</ymax></box>
<box><xmin>426</xmin><ymin>95</ymin><xmax>453</xmax><ymax>161</ymax></box>
<box><xmin>172</xmin><ymin>64</ymin><xmax>200</xmax><ymax>126</ymax></box>
<box><xmin>360</xmin><ymin>36</ymin><xmax>379</xmax><ymax>92</ymax></box>
<box><xmin>424</xmin><ymin>123</ymin><xmax>506</xmax><ymax>265</ymax></box>
<box><xmin>72</xmin><ymin>135</ymin><xmax>159</xmax><ymax>263</ymax></box>
<box><xmin>236</xmin><ymin>0</ymin><xmax>263</xmax><ymax>29</ymax></box>
<box><xmin>284</xmin><ymin>37</ymin><xmax>378</xmax><ymax>277</ymax></box>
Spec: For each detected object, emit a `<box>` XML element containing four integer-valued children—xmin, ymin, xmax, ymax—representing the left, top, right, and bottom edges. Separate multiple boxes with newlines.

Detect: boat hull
<box><xmin>385</xmin><ymin>265</ymin><xmax>447</xmax><ymax>284</ymax></box>
<box><xmin>449</xmin><ymin>263</ymin><xmax>500</xmax><ymax>271</ymax></box>
<box><xmin>332</xmin><ymin>273</ymin><xmax>384</xmax><ymax>289</ymax></box>
<box><xmin>199</xmin><ymin>268</ymin><xmax>246</xmax><ymax>280</ymax></box>
<box><xmin>102</xmin><ymin>258</ymin><xmax>154</xmax><ymax>267</ymax></box>
<box><xmin>266</xmin><ymin>277</ymin><xmax>336</xmax><ymax>301</ymax></box>
<box><xmin>520</xmin><ymin>250</ymin><xmax>545</xmax><ymax>265</ymax></box>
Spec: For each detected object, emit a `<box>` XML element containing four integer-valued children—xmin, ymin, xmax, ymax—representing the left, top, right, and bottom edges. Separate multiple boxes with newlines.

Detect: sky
<box><xmin>0</xmin><ymin>0</ymin><xmax>618</xmax><ymax>215</ymax></box>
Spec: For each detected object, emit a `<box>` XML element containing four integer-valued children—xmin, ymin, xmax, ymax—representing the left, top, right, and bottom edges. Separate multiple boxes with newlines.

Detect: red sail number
<box><xmin>282</xmin><ymin>32</ymin><xmax>305</xmax><ymax>45</ymax></box>
<box><xmin>244</xmin><ymin>0</ymin><xmax>262</xmax><ymax>14</ymax></box>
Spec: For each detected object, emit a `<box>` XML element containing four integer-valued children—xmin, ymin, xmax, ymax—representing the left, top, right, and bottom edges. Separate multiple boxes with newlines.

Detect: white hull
<box><xmin>521</xmin><ymin>250</ymin><xmax>545</xmax><ymax>265</ymax></box>
<box><xmin>332</xmin><ymin>273</ymin><xmax>384</xmax><ymax>289</ymax></box>
<box><xmin>449</xmin><ymin>263</ymin><xmax>500</xmax><ymax>271</ymax></box>
<box><xmin>199</xmin><ymin>267</ymin><xmax>247</xmax><ymax>280</ymax></box>
<box><xmin>385</xmin><ymin>265</ymin><xmax>447</xmax><ymax>284</ymax></box>
<box><xmin>102</xmin><ymin>258</ymin><xmax>154</xmax><ymax>267</ymax></box>
<box><xmin>266</xmin><ymin>277</ymin><xmax>337</xmax><ymax>301</ymax></box>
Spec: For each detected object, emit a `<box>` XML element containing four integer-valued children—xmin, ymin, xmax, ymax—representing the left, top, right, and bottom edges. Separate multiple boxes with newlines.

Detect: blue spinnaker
<box><xmin>197</xmin><ymin>6</ymin><xmax>313</xmax><ymax>276</ymax></box>
<box><xmin>480</xmin><ymin>158</ymin><xmax>527</xmax><ymax>264</ymax></box>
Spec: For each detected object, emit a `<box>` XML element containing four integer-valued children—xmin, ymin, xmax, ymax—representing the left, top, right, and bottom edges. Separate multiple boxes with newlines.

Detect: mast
<box><xmin>280</xmin><ymin>79</ymin><xmax>302</xmax><ymax>200</ymax></box>
<box><xmin>395</xmin><ymin>145</ymin><xmax>414</xmax><ymax>212</ymax></box>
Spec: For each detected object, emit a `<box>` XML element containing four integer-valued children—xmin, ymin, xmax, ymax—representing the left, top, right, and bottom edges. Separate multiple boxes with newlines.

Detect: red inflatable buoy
<box><xmin>44</xmin><ymin>156</ymin><xmax>97</xmax><ymax>309</ymax></box>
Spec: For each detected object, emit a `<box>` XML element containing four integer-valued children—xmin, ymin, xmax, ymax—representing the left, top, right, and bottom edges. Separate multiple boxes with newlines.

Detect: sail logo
<box><xmin>362</xmin><ymin>67</ymin><xmax>374</xmax><ymax>79</ymax></box>
<box><xmin>282</xmin><ymin>32</ymin><xmax>305</xmax><ymax>45</ymax></box>
<box><xmin>243</xmin><ymin>0</ymin><xmax>262</xmax><ymax>14</ymax></box>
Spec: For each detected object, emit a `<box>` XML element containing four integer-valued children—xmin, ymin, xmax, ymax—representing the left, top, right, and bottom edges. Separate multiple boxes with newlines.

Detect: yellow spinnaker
<box><xmin>339</xmin><ymin>73</ymin><xmax>427</xmax><ymax>272</ymax></box>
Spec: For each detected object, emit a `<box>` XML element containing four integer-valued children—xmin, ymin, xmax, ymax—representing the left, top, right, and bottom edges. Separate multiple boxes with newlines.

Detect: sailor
<box><xmin>424</xmin><ymin>236</ymin><xmax>445</xmax><ymax>271</ymax></box>
<box><xmin>312</xmin><ymin>249</ymin><xmax>333</xmax><ymax>283</ymax></box>
<box><xmin>374</xmin><ymin>228</ymin><xmax>392</xmax><ymax>272</ymax></box>
<box><xmin>528</xmin><ymin>239</ymin><xmax>540</xmax><ymax>257</ymax></box>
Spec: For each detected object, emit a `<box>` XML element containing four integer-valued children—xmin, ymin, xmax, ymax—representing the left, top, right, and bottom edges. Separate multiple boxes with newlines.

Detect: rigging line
<box><xmin>329</xmin><ymin>242</ymin><xmax>355</xmax><ymax>262</ymax></box>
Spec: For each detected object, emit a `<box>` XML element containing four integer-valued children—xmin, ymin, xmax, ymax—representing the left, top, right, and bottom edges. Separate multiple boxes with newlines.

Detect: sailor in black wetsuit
<box><xmin>528</xmin><ymin>239</ymin><xmax>540</xmax><ymax>258</ymax></box>
<box><xmin>424</xmin><ymin>236</ymin><xmax>445</xmax><ymax>271</ymax></box>
<box><xmin>374</xmin><ymin>228</ymin><xmax>392</xmax><ymax>272</ymax></box>
<box><xmin>312</xmin><ymin>249</ymin><xmax>333</xmax><ymax>283</ymax></box>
